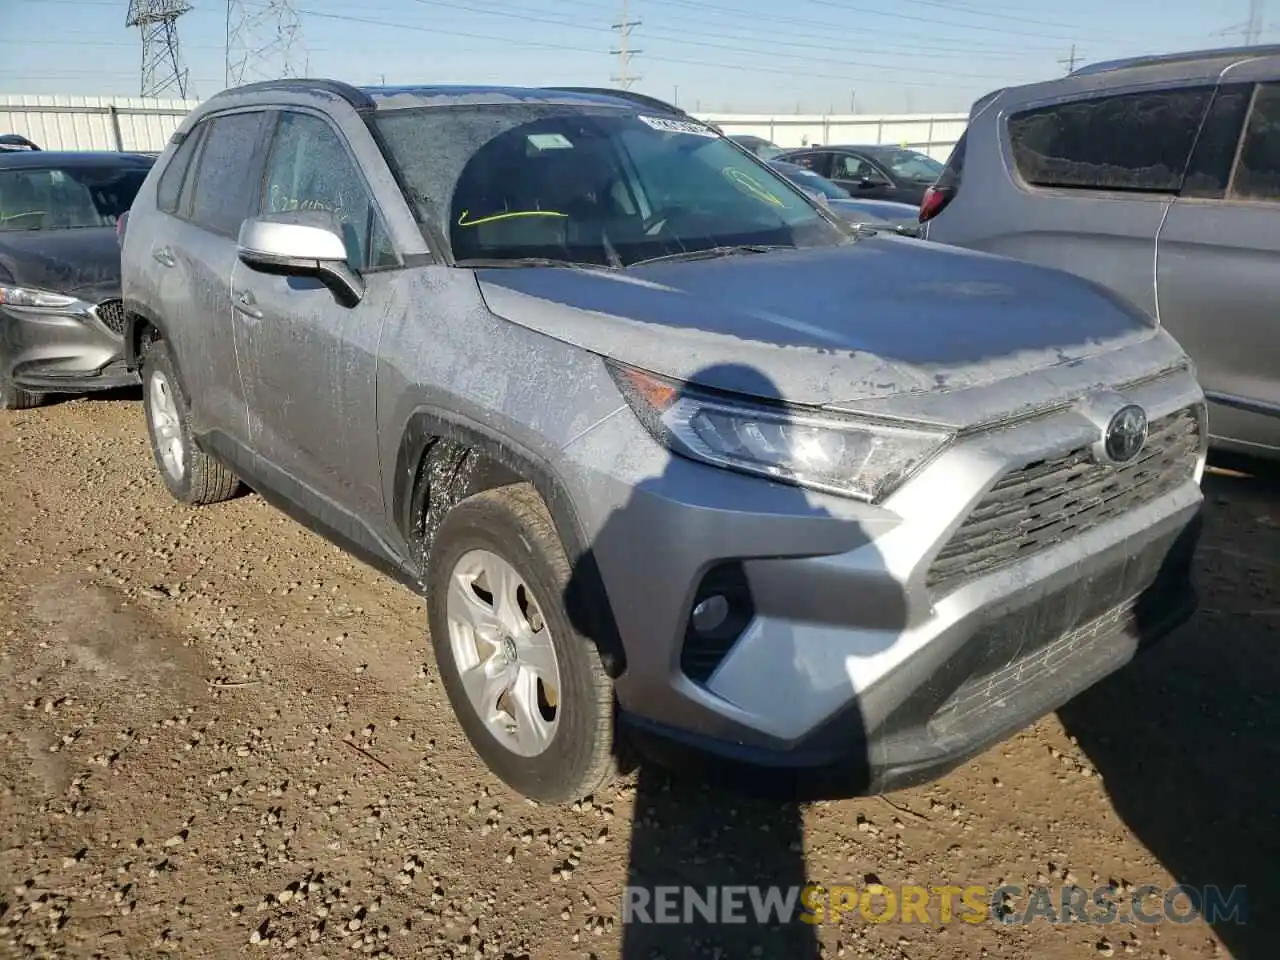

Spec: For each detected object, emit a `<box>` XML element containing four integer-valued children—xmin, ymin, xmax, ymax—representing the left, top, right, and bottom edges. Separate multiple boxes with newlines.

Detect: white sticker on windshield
<box><xmin>637</xmin><ymin>115</ymin><xmax>718</xmax><ymax>138</ymax></box>
<box><xmin>49</xmin><ymin>170</ymin><xmax>64</xmax><ymax>183</ymax></box>
<box><xmin>527</xmin><ymin>133</ymin><xmax>574</xmax><ymax>150</ymax></box>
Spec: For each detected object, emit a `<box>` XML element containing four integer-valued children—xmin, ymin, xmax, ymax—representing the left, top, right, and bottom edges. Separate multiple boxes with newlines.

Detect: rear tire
<box><xmin>426</xmin><ymin>483</ymin><xmax>616</xmax><ymax>803</ymax></box>
<box><xmin>141</xmin><ymin>338</ymin><xmax>241</xmax><ymax>505</ymax></box>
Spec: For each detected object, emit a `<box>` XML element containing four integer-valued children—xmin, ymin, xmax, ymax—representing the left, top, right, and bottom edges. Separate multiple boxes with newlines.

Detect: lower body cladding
<box><xmin>565</xmin><ymin>368</ymin><xmax>1207</xmax><ymax>798</ymax></box>
<box><xmin>1</xmin><ymin>301</ymin><xmax>138</xmax><ymax>394</ymax></box>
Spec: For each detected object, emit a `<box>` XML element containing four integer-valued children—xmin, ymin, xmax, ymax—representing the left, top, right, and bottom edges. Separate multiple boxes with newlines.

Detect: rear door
<box><xmin>1156</xmin><ymin>74</ymin><xmax>1280</xmax><ymax>453</ymax></box>
<box><xmin>230</xmin><ymin>108</ymin><xmax>400</xmax><ymax>520</ymax></box>
<box><xmin>928</xmin><ymin>84</ymin><xmax>1215</xmax><ymax>320</ymax></box>
<box><xmin>147</xmin><ymin>109</ymin><xmax>271</xmax><ymax>441</ymax></box>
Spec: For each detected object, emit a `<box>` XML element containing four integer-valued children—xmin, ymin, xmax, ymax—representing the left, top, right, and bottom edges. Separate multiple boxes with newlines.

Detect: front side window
<box><xmin>833</xmin><ymin>154</ymin><xmax>889</xmax><ymax>184</ymax></box>
<box><xmin>373</xmin><ymin>106</ymin><xmax>847</xmax><ymax>268</ymax></box>
<box><xmin>260</xmin><ymin>112</ymin><xmax>396</xmax><ymax>270</ymax></box>
<box><xmin>1230</xmin><ymin>83</ymin><xmax>1280</xmax><ymax>202</ymax></box>
<box><xmin>0</xmin><ymin>163</ymin><xmax>149</xmax><ymax>231</ymax></box>
<box><xmin>1008</xmin><ymin>86</ymin><xmax>1214</xmax><ymax>193</ymax></box>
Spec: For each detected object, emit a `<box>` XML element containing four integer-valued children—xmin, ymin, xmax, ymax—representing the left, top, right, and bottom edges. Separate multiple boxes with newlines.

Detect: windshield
<box><xmin>878</xmin><ymin>149</ymin><xmax>945</xmax><ymax>183</ymax></box>
<box><xmin>373</xmin><ymin>106</ymin><xmax>848</xmax><ymax>268</ymax></box>
<box><xmin>769</xmin><ymin>162</ymin><xmax>852</xmax><ymax>200</ymax></box>
<box><xmin>0</xmin><ymin>164</ymin><xmax>148</xmax><ymax>231</ymax></box>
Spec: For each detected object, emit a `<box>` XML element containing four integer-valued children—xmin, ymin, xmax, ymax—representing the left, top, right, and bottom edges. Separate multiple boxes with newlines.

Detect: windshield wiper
<box><xmin>629</xmin><ymin>244</ymin><xmax>795</xmax><ymax>267</ymax></box>
<box><xmin>454</xmin><ymin>256</ymin><xmax>617</xmax><ymax>271</ymax></box>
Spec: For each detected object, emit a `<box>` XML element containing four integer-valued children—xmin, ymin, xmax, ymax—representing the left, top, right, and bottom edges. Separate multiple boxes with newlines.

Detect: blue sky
<box><xmin>2</xmin><ymin>0</ymin><xmax>1268</xmax><ymax>114</ymax></box>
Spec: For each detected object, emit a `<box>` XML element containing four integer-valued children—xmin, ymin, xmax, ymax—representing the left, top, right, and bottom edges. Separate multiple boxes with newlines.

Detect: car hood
<box><xmin>828</xmin><ymin>198</ymin><xmax>919</xmax><ymax>221</ymax></box>
<box><xmin>0</xmin><ymin>227</ymin><xmax>121</xmax><ymax>302</ymax></box>
<box><xmin>475</xmin><ymin>238</ymin><xmax>1160</xmax><ymax>411</ymax></box>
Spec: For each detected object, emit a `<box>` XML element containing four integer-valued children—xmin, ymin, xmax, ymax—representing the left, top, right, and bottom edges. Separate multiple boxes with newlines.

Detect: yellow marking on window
<box><xmin>456</xmin><ymin>209</ymin><xmax>568</xmax><ymax>227</ymax></box>
<box><xmin>721</xmin><ymin>168</ymin><xmax>785</xmax><ymax>207</ymax></box>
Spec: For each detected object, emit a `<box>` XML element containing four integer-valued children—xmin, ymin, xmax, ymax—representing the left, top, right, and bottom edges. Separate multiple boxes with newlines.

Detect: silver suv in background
<box><xmin>921</xmin><ymin>45</ymin><xmax>1280</xmax><ymax>460</ymax></box>
<box><xmin>121</xmin><ymin>80</ymin><xmax>1206</xmax><ymax>803</ymax></box>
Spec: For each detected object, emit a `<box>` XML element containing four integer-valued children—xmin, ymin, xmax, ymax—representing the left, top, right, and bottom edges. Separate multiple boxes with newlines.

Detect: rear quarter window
<box><xmin>1007</xmin><ymin>86</ymin><xmax>1215</xmax><ymax>193</ymax></box>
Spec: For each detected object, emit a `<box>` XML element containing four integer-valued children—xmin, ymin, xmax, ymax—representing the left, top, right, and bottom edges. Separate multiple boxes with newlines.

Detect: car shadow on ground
<box><xmin>562</xmin><ymin>363</ymin><xmax>906</xmax><ymax>959</ymax></box>
<box><xmin>1060</xmin><ymin>454</ymin><xmax>1280</xmax><ymax>959</ymax></box>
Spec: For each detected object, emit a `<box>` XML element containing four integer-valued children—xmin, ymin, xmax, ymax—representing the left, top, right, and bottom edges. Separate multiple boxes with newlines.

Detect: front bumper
<box><xmin>561</xmin><ymin>359</ymin><xmax>1206</xmax><ymax>795</ymax></box>
<box><xmin>1</xmin><ymin>302</ymin><xmax>138</xmax><ymax>392</ymax></box>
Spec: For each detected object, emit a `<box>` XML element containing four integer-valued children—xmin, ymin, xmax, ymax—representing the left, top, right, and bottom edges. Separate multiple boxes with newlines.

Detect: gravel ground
<box><xmin>0</xmin><ymin>392</ymin><xmax>1276</xmax><ymax>960</ymax></box>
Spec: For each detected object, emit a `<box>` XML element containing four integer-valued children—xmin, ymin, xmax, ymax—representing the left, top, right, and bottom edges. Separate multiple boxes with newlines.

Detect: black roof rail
<box><xmin>1071</xmin><ymin>44</ymin><xmax>1280</xmax><ymax>77</ymax></box>
<box><xmin>209</xmin><ymin>78</ymin><xmax>376</xmax><ymax>110</ymax></box>
<box><xmin>543</xmin><ymin>86</ymin><xmax>690</xmax><ymax>115</ymax></box>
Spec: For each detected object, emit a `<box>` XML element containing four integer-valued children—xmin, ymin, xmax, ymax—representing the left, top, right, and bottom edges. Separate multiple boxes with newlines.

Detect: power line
<box><xmin>611</xmin><ymin>0</ymin><xmax>642</xmax><ymax>90</ymax></box>
<box><xmin>125</xmin><ymin>0</ymin><xmax>192</xmax><ymax>99</ymax></box>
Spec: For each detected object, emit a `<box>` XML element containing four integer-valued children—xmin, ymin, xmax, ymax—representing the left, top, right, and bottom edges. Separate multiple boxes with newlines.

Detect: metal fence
<box><xmin>695</xmin><ymin>113</ymin><xmax>968</xmax><ymax>161</ymax></box>
<box><xmin>0</xmin><ymin>95</ymin><xmax>197</xmax><ymax>152</ymax></box>
<box><xmin>0</xmin><ymin>93</ymin><xmax>966</xmax><ymax>161</ymax></box>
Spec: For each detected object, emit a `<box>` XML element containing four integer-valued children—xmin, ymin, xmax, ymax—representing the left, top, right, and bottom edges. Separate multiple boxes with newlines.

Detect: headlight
<box><xmin>0</xmin><ymin>285</ymin><xmax>81</xmax><ymax>309</ymax></box>
<box><xmin>608</xmin><ymin>361</ymin><xmax>953</xmax><ymax>503</ymax></box>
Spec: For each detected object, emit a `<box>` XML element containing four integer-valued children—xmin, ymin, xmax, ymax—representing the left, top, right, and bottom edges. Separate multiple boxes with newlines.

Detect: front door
<box><xmin>828</xmin><ymin>152</ymin><xmax>895</xmax><ymax>200</ymax></box>
<box><xmin>230</xmin><ymin>109</ymin><xmax>401</xmax><ymax>523</ymax></box>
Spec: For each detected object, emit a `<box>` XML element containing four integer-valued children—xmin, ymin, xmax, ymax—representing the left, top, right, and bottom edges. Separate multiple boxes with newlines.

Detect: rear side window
<box><xmin>187</xmin><ymin>111</ymin><xmax>269</xmax><ymax>237</ymax></box>
<box><xmin>156</xmin><ymin>125</ymin><xmax>203</xmax><ymax>214</ymax></box>
<box><xmin>1008</xmin><ymin>86</ymin><xmax>1214</xmax><ymax>193</ymax></box>
<box><xmin>1230</xmin><ymin>82</ymin><xmax>1280</xmax><ymax>202</ymax></box>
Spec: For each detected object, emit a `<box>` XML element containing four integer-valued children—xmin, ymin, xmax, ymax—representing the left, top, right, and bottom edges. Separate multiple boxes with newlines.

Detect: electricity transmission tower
<box><xmin>126</xmin><ymin>0</ymin><xmax>192</xmax><ymax>99</ymax></box>
<box><xmin>1058</xmin><ymin>42</ymin><xmax>1082</xmax><ymax>75</ymax></box>
<box><xmin>224</xmin><ymin>0</ymin><xmax>305</xmax><ymax>89</ymax></box>
<box><xmin>611</xmin><ymin>0</ymin><xmax>642</xmax><ymax>90</ymax></box>
<box><xmin>1246</xmin><ymin>0</ymin><xmax>1266</xmax><ymax>43</ymax></box>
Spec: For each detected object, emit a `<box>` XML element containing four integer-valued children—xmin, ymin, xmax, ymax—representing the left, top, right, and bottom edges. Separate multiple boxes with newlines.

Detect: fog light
<box><xmin>691</xmin><ymin>594</ymin><xmax>730</xmax><ymax>634</ymax></box>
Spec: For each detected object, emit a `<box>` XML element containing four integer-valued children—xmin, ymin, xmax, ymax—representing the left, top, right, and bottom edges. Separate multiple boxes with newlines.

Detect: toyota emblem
<box><xmin>1103</xmin><ymin>404</ymin><xmax>1148</xmax><ymax>464</ymax></box>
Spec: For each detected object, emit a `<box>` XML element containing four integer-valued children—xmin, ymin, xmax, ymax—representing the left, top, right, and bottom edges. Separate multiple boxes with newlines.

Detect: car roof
<box><xmin>195</xmin><ymin>78</ymin><xmax>693</xmax><ymax>115</ymax></box>
<box><xmin>1070</xmin><ymin>43</ymin><xmax>1280</xmax><ymax>79</ymax></box>
<box><xmin>0</xmin><ymin>150</ymin><xmax>155</xmax><ymax>169</ymax></box>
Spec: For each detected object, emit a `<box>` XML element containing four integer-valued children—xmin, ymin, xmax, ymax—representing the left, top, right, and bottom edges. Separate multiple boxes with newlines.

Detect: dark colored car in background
<box><xmin>768</xmin><ymin>160</ymin><xmax>921</xmax><ymax>234</ymax></box>
<box><xmin>0</xmin><ymin>135</ymin><xmax>41</xmax><ymax>152</ymax></box>
<box><xmin>0</xmin><ymin>150</ymin><xmax>154</xmax><ymax>409</ymax></box>
<box><xmin>729</xmin><ymin>134</ymin><xmax>785</xmax><ymax>159</ymax></box>
<box><xmin>777</xmin><ymin>144</ymin><xmax>945</xmax><ymax>205</ymax></box>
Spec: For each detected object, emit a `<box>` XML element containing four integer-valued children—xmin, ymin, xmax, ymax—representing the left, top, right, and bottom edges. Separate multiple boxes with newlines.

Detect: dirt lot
<box><xmin>0</xmin><ymin>393</ymin><xmax>1276</xmax><ymax>960</ymax></box>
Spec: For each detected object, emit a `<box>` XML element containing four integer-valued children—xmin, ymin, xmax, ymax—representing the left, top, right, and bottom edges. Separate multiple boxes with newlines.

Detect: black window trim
<box><xmin>1000</xmin><ymin>80</ymin><xmax>1220</xmax><ymax>201</ymax></box>
<box><xmin>259</xmin><ymin>105</ymin><xmax>404</xmax><ymax>274</ymax></box>
<box><xmin>171</xmin><ymin>106</ymin><xmax>272</xmax><ymax>238</ymax></box>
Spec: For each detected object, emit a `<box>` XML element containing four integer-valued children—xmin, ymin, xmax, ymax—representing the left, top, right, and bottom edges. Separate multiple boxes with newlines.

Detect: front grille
<box><xmin>926</xmin><ymin>405</ymin><xmax>1201</xmax><ymax>593</ymax></box>
<box><xmin>94</xmin><ymin>298</ymin><xmax>126</xmax><ymax>336</ymax></box>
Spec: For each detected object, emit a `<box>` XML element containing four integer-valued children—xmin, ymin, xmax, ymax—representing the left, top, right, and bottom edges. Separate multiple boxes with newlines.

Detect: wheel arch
<box><xmin>122</xmin><ymin>300</ymin><xmax>195</xmax><ymax>407</ymax></box>
<box><xmin>394</xmin><ymin>408</ymin><xmax>627</xmax><ymax>678</ymax></box>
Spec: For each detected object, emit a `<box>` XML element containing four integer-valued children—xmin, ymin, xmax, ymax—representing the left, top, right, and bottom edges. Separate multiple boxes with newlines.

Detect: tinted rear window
<box><xmin>1008</xmin><ymin>86</ymin><xmax>1214</xmax><ymax>193</ymax></box>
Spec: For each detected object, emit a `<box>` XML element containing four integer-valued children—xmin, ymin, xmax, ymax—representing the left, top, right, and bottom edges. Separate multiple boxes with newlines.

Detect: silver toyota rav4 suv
<box><xmin>120</xmin><ymin>80</ymin><xmax>1207</xmax><ymax>803</ymax></box>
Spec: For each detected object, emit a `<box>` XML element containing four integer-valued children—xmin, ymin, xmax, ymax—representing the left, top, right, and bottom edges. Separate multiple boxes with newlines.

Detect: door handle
<box><xmin>233</xmin><ymin>289</ymin><xmax>263</xmax><ymax>320</ymax></box>
<box><xmin>152</xmin><ymin>246</ymin><xmax>176</xmax><ymax>268</ymax></box>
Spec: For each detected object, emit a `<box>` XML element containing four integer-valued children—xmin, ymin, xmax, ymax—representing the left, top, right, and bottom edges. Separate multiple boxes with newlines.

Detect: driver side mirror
<box><xmin>237</xmin><ymin>211</ymin><xmax>365</xmax><ymax>308</ymax></box>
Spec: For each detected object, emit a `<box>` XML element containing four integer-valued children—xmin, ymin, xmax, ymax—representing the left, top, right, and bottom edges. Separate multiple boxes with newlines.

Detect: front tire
<box><xmin>426</xmin><ymin>483</ymin><xmax>616</xmax><ymax>803</ymax></box>
<box><xmin>0</xmin><ymin>368</ymin><xmax>46</xmax><ymax>410</ymax></box>
<box><xmin>141</xmin><ymin>339</ymin><xmax>240</xmax><ymax>505</ymax></box>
